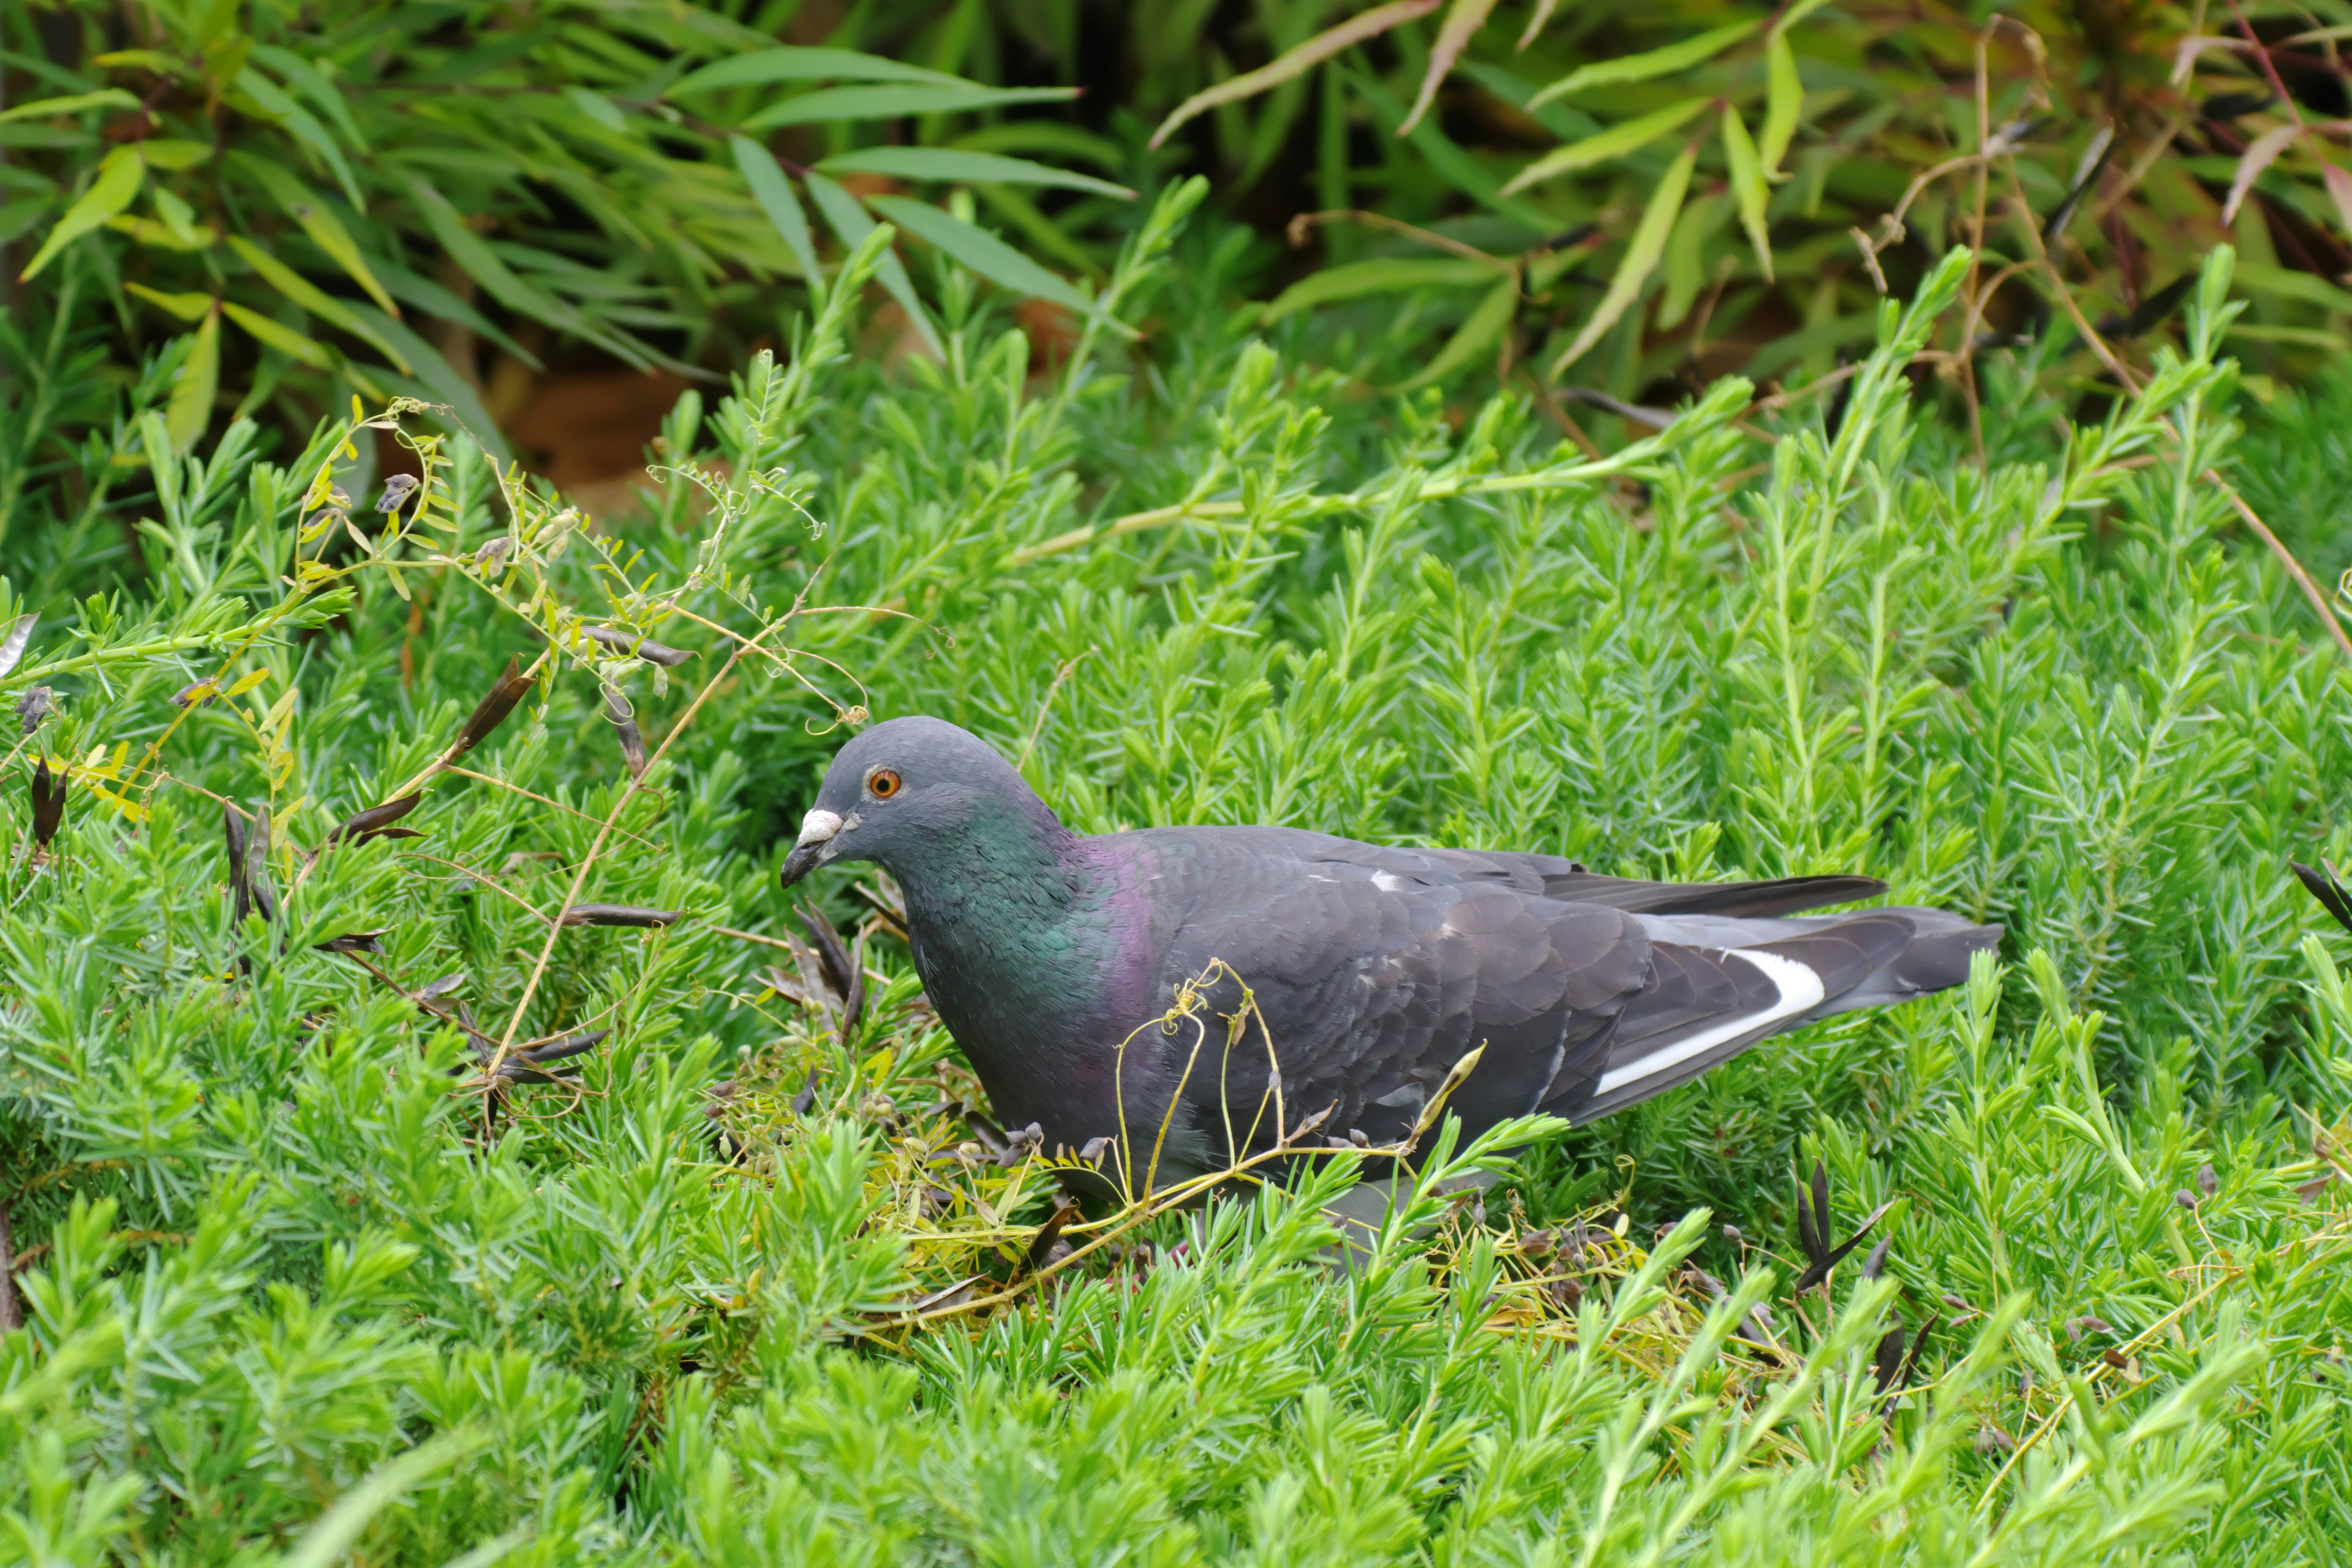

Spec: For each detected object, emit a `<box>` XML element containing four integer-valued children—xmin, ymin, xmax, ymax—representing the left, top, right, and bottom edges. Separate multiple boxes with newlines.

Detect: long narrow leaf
<box><xmin>1401</xmin><ymin>0</ymin><xmax>1501</xmax><ymax>135</ymax></box>
<box><xmin>1262</xmin><ymin>256</ymin><xmax>1501</xmax><ymax>321</ymax></box>
<box><xmin>1501</xmin><ymin>98</ymin><xmax>1709</xmax><ymax>196</ymax></box>
<box><xmin>744</xmin><ymin>84</ymin><xmax>1078</xmax><ymax>133</ymax></box>
<box><xmin>864</xmin><ymin>195</ymin><xmax>1089</xmax><ymax>313</ymax></box>
<box><xmin>164</xmin><ymin>309</ymin><xmax>221</xmax><ymax>453</ymax></box>
<box><xmin>673</xmin><ymin>47</ymin><xmax>969</xmax><ymax>95</ymax></box>
<box><xmin>1722</xmin><ymin>108</ymin><xmax>1773</xmax><ymax>279</ymax></box>
<box><xmin>222</xmin><ymin>302</ymin><xmax>334</xmax><ymax>369</ymax></box>
<box><xmin>407</xmin><ymin>180</ymin><xmax>648</xmax><ymax>366</ymax></box>
<box><xmin>1550</xmin><ymin>139</ymin><xmax>1697</xmax><ymax>375</ymax></box>
<box><xmin>19</xmin><ymin>146</ymin><xmax>141</xmax><ymax>281</ymax></box>
<box><xmin>2224</xmin><ymin>123</ymin><xmax>2300</xmax><ymax>224</ymax></box>
<box><xmin>1149</xmin><ymin>0</ymin><xmax>1444</xmax><ymax>149</ymax></box>
<box><xmin>732</xmin><ymin>136</ymin><xmax>824</xmax><ymax>288</ymax></box>
<box><xmin>347</xmin><ymin>306</ymin><xmax>517</xmax><ymax>467</ymax></box>
<box><xmin>250</xmin><ymin>43</ymin><xmax>368</xmax><ymax>149</ymax></box>
<box><xmin>802</xmin><ymin>175</ymin><xmax>943</xmax><ymax>357</ymax></box>
<box><xmin>0</xmin><ymin>89</ymin><xmax>140</xmax><ymax>123</ymax></box>
<box><xmin>1397</xmin><ymin>274</ymin><xmax>1518</xmax><ymax>389</ymax></box>
<box><xmin>1761</xmin><ymin>34</ymin><xmax>1802</xmax><ymax>173</ymax></box>
<box><xmin>816</xmin><ymin>146</ymin><xmax>1134</xmax><ymax>199</ymax></box>
<box><xmin>127</xmin><ymin>284</ymin><xmax>214</xmax><ymax>322</ymax></box>
<box><xmin>230</xmin><ymin>153</ymin><xmax>399</xmax><ymax>315</ymax></box>
<box><xmin>227</xmin><ymin>235</ymin><xmax>410</xmax><ymax>371</ymax></box>
<box><xmin>235</xmin><ymin>67</ymin><xmax>363</xmax><ymax>209</ymax></box>
<box><xmin>1530</xmin><ymin>20</ymin><xmax>1758</xmax><ymax>106</ymax></box>
<box><xmin>1349</xmin><ymin>68</ymin><xmax>1555</xmax><ymax>231</ymax></box>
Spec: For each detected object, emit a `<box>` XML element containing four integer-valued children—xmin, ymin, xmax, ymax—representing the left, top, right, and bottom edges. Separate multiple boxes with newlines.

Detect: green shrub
<box><xmin>2</xmin><ymin>207</ymin><xmax>2350</xmax><ymax>1563</ymax></box>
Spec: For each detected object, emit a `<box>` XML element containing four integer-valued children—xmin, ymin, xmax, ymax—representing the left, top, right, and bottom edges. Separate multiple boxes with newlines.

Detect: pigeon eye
<box><xmin>867</xmin><ymin>767</ymin><xmax>902</xmax><ymax>799</ymax></box>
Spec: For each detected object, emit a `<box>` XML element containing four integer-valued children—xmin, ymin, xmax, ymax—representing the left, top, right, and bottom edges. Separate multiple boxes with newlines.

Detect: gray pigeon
<box><xmin>780</xmin><ymin>717</ymin><xmax>1998</xmax><ymax>1188</ymax></box>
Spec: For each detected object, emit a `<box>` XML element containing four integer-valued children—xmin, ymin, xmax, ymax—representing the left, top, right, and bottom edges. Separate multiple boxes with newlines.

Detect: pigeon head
<box><xmin>778</xmin><ymin>715</ymin><xmax>1061</xmax><ymax>889</ymax></box>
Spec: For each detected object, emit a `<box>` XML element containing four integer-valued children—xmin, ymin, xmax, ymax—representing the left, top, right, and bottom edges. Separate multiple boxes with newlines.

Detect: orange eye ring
<box><xmin>867</xmin><ymin>767</ymin><xmax>902</xmax><ymax>799</ymax></box>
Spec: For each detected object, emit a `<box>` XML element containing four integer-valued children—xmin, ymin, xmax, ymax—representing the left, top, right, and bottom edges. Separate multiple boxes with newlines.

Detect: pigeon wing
<box><xmin>1143</xmin><ymin>858</ymin><xmax>1650</xmax><ymax>1161</ymax></box>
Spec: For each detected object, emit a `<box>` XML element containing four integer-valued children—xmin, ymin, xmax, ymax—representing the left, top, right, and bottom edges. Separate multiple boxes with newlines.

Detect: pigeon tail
<box><xmin>1549</xmin><ymin>910</ymin><xmax>2000</xmax><ymax>1124</ymax></box>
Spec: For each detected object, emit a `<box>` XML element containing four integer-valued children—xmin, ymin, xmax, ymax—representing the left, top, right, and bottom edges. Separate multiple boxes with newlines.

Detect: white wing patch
<box><xmin>1372</xmin><ymin>872</ymin><xmax>1405</xmax><ymax>892</ymax></box>
<box><xmin>1593</xmin><ymin>948</ymin><xmax>1826</xmax><ymax>1095</ymax></box>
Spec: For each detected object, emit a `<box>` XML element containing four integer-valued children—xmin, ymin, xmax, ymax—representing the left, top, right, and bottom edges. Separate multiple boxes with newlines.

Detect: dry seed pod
<box><xmin>795</xmin><ymin>902</ymin><xmax>865</xmax><ymax>1039</ymax></box>
<box><xmin>449</xmin><ymin>657</ymin><xmax>533</xmax><ymax>760</ymax></box>
<box><xmin>224</xmin><ymin>806</ymin><xmax>251</xmax><ymax>922</ymax></box>
<box><xmin>244</xmin><ymin>807</ymin><xmax>277</xmax><ymax>924</ymax></box>
<box><xmin>312</xmin><ymin>930</ymin><xmax>388</xmax><ymax>954</ymax></box>
<box><xmin>558</xmin><ymin>903</ymin><xmax>684</xmax><ymax>928</ymax></box>
<box><xmin>519</xmin><ymin>1027</ymin><xmax>610</xmax><ymax>1065</ymax></box>
<box><xmin>605</xmin><ymin>688</ymin><xmax>646</xmax><ymax>780</ymax></box>
<box><xmin>322</xmin><ymin>793</ymin><xmax>423</xmax><ymax>848</ymax></box>
<box><xmin>29</xmin><ymin>760</ymin><xmax>66</xmax><ymax>850</ymax></box>
<box><xmin>582</xmin><ymin>625</ymin><xmax>692</xmax><ymax>667</ymax></box>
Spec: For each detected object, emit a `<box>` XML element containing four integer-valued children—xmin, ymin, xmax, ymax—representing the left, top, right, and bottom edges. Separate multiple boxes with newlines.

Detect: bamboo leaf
<box><xmin>165</xmin><ymin>309</ymin><xmax>221</xmax><ymax>453</ymax></box>
<box><xmin>2324</xmin><ymin>161</ymin><xmax>2352</xmax><ymax>243</ymax></box>
<box><xmin>1722</xmin><ymin>107</ymin><xmax>1773</xmax><ymax>279</ymax></box>
<box><xmin>127</xmin><ymin>284</ymin><xmax>216</xmax><ymax>323</ymax></box>
<box><xmin>226</xmin><ymin>234</ymin><xmax>410</xmax><ymax>371</ymax></box>
<box><xmin>1501</xmin><ymin>97</ymin><xmax>1709</xmax><ymax>196</ymax></box>
<box><xmin>222</xmin><ymin>301</ymin><xmax>335</xmax><ymax>369</ymax></box>
<box><xmin>1401</xmin><ymin>0</ymin><xmax>1501</xmax><ymax>135</ymax></box>
<box><xmin>249</xmin><ymin>42</ymin><xmax>367</xmax><ymax>149</ymax></box>
<box><xmin>1530</xmin><ymin>21</ymin><xmax>1760</xmax><ymax>107</ymax></box>
<box><xmin>0</xmin><ymin>89</ymin><xmax>140</xmax><ymax>124</ymax></box>
<box><xmin>19</xmin><ymin>146</ymin><xmax>143</xmax><ymax>282</ymax></box>
<box><xmin>346</xmin><ymin>305</ymin><xmax>516</xmax><ymax>467</ymax></box>
<box><xmin>732</xmin><ymin>136</ymin><xmax>824</xmax><ymax>288</ymax></box>
<box><xmin>1149</xmin><ymin>0</ymin><xmax>1445</xmax><ymax>149</ymax></box>
<box><xmin>229</xmin><ymin>153</ymin><xmax>399</xmax><ymax>316</ymax></box>
<box><xmin>2224</xmin><ymin>123</ymin><xmax>2300</xmax><ymax>224</ymax></box>
<box><xmin>865</xmin><ymin>195</ymin><xmax>1090</xmax><ymax>314</ymax></box>
<box><xmin>1349</xmin><ymin>69</ymin><xmax>1555</xmax><ymax>231</ymax></box>
<box><xmin>1770</xmin><ymin>0</ymin><xmax>1838</xmax><ymax>36</ymax></box>
<box><xmin>104</xmin><ymin>214</ymin><xmax>217</xmax><ymax>251</ymax></box>
<box><xmin>802</xmin><ymin>174</ymin><xmax>943</xmax><ymax>356</ymax></box>
<box><xmin>744</xmin><ymin>84</ymin><xmax>1079</xmax><ymax>133</ymax></box>
<box><xmin>235</xmin><ymin>66</ymin><xmax>363</xmax><ymax>209</ymax></box>
<box><xmin>674</xmin><ymin>47</ymin><xmax>970</xmax><ymax>95</ymax></box>
<box><xmin>1396</xmin><ymin>274</ymin><xmax>1518</xmax><ymax>389</ymax></box>
<box><xmin>1761</xmin><ymin>34</ymin><xmax>1802</xmax><ymax>174</ymax></box>
<box><xmin>816</xmin><ymin>146</ymin><xmax>1134</xmax><ymax>199</ymax></box>
<box><xmin>1517</xmin><ymin>0</ymin><xmax>1564</xmax><ymax>50</ymax></box>
<box><xmin>1550</xmin><ymin>139</ymin><xmax>1697</xmax><ymax>375</ymax></box>
<box><xmin>137</xmin><ymin>139</ymin><xmax>213</xmax><ymax>170</ymax></box>
<box><xmin>1262</xmin><ymin>256</ymin><xmax>1501</xmax><ymax>321</ymax></box>
<box><xmin>407</xmin><ymin>180</ymin><xmax>643</xmax><ymax>364</ymax></box>
<box><xmin>371</xmin><ymin>262</ymin><xmax>536</xmax><ymax>368</ymax></box>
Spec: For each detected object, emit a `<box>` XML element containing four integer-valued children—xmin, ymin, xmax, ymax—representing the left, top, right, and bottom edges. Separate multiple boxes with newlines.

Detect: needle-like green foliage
<box><xmin>0</xmin><ymin>214</ymin><xmax>2349</xmax><ymax>1566</ymax></box>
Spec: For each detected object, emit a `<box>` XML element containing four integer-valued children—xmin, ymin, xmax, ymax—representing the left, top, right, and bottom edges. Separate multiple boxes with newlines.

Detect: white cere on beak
<box><xmin>796</xmin><ymin>809</ymin><xmax>843</xmax><ymax>848</ymax></box>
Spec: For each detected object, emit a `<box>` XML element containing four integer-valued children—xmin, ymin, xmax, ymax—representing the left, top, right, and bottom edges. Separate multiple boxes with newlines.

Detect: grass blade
<box><xmin>1501</xmin><ymin>98</ymin><xmax>1710</xmax><ymax>196</ymax></box>
<box><xmin>864</xmin><ymin>195</ymin><xmax>1090</xmax><ymax>313</ymax></box>
<box><xmin>1548</xmin><ymin>138</ymin><xmax>1696</xmax><ymax>375</ymax></box>
<box><xmin>1400</xmin><ymin>0</ymin><xmax>1501</xmax><ymax>135</ymax></box>
<box><xmin>1148</xmin><ymin>0</ymin><xmax>1444</xmax><ymax>149</ymax></box>
<box><xmin>1529</xmin><ymin>20</ymin><xmax>1759</xmax><ymax>107</ymax></box>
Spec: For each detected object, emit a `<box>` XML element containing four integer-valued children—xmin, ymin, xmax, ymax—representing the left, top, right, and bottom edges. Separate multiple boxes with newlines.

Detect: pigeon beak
<box><xmin>778</xmin><ymin>808</ymin><xmax>842</xmax><ymax>889</ymax></box>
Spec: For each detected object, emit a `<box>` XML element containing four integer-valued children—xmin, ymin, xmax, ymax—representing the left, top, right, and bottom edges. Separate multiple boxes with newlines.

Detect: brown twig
<box><xmin>2211</xmin><ymin>476</ymin><xmax>2352</xmax><ymax>660</ymax></box>
<box><xmin>1015</xmin><ymin>648</ymin><xmax>1096</xmax><ymax>771</ymax></box>
<box><xmin>486</xmin><ymin>591</ymin><xmax>815</xmax><ymax>1101</ymax></box>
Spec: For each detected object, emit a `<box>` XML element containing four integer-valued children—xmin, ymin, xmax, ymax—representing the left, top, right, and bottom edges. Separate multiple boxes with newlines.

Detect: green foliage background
<box><xmin>6</xmin><ymin>2</ymin><xmax>2352</xmax><ymax>1564</ymax></box>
